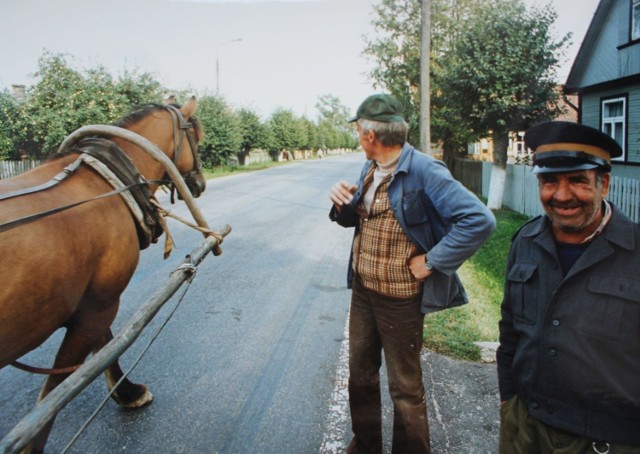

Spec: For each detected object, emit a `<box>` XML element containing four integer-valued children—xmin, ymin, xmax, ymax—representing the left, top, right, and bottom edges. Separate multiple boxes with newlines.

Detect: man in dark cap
<box><xmin>329</xmin><ymin>94</ymin><xmax>496</xmax><ymax>453</ymax></box>
<box><xmin>498</xmin><ymin>121</ymin><xmax>640</xmax><ymax>452</ymax></box>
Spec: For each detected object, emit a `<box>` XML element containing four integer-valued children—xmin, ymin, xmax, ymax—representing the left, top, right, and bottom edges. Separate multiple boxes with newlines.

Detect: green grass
<box><xmin>202</xmin><ymin>160</ymin><xmax>288</xmax><ymax>179</ymax></box>
<box><xmin>423</xmin><ymin>209</ymin><xmax>531</xmax><ymax>361</ymax></box>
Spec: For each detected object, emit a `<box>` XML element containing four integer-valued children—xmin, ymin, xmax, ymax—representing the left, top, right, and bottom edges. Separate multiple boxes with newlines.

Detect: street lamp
<box><xmin>216</xmin><ymin>38</ymin><xmax>243</xmax><ymax>95</ymax></box>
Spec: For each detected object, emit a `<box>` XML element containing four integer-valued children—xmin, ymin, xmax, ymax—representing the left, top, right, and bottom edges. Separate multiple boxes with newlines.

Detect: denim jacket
<box><xmin>330</xmin><ymin>143</ymin><xmax>496</xmax><ymax>313</ymax></box>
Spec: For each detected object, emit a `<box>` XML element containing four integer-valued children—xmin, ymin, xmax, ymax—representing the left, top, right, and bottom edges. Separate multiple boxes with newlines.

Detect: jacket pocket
<box><xmin>577</xmin><ymin>273</ymin><xmax>640</xmax><ymax>343</ymax></box>
<box><xmin>403</xmin><ymin>189</ymin><xmax>429</xmax><ymax>225</ymax></box>
<box><xmin>506</xmin><ymin>263</ymin><xmax>538</xmax><ymax>324</ymax></box>
<box><xmin>588</xmin><ymin>274</ymin><xmax>640</xmax><ymax>303</ymax></box>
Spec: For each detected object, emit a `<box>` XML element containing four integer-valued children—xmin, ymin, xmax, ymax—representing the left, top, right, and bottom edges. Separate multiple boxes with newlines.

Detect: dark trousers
<box><xmin>347</xmin><ymin>278</ymin><xmax>431</xmax><ymax>454</ymax></box>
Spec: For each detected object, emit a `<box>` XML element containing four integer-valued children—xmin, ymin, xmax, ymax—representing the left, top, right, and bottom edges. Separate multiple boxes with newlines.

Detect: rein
<box><xmin>0</xmin><ymin>158</ymin><xmax>83</xmax><ymax>202</ymax></box>
<box><xmin>0</xmin><ymin>178</ymin><xmax>152</xmax><ymax>234</ymax></box>
<box><xmin>11</xmin><ymin>360</ymin><xmax>81</xmax><ymax>376</ymax></box>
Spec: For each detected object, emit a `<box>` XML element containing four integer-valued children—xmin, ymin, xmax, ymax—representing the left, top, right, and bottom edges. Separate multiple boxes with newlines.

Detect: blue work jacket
<box><xmin>330</xmin><ymin>143</ymin><xmax>496</xmax><ymax>313</ymax></box>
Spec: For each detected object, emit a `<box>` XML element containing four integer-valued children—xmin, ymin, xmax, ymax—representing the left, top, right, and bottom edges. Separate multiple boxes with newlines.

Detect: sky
<box><xmin>0</xmin><ymin>0</ymin><xmax>601</xmax><ymax>120</ymax></box>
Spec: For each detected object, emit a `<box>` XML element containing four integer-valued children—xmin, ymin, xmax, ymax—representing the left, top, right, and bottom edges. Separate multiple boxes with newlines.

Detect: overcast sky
<box><xmin>0</xmin><ymin>0</ymin><xmax>600</xmax><ymax>119</ymax></box>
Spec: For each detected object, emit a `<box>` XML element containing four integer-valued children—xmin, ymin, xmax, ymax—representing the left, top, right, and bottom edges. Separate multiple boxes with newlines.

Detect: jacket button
<box><xmin>552</xmin><ymin>319</ymin><xmax>560</xmax><ymax>327</ymax></box>
<box><xmin>548</xmin><ymin>349</ymin><xmax>557</xmax><ymax>356</ymax></box>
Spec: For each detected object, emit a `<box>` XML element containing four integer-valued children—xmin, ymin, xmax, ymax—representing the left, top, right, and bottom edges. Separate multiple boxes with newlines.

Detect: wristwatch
<box><xmin>424</xmin><ymin>255</ymin><xmax>434</xmax><ymax>271</ymax></box>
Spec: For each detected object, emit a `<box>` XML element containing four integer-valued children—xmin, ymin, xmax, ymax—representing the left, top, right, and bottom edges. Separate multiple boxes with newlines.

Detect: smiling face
<box><xmin>538</xmin><ymin>169</ymin><xmax>610</xmax><ymax>243</ymax></box>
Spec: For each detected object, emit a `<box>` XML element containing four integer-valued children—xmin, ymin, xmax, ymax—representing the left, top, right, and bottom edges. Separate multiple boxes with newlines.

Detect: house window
<box><xmin>634</xmin><ymin>0</ymin><xmax>640</xmax><ymax>40</ymax></box>
<box><xmin>601</xmin><ymin>97</ymin><xmax>626</xmax><ymax>161</ymax></box>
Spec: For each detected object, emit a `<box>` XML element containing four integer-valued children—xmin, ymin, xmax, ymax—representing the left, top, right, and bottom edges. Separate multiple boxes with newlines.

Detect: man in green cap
<box><xmin>329</xmin><ymin>94</ymin><xmax>496</xmax><ymax>453</ymax></box>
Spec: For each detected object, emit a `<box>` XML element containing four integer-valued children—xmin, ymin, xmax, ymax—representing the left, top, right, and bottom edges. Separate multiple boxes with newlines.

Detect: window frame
<box><xmin>600</xmin><ymin>95</ymin><xmax>627</xmax><ymax>162</ymax></box>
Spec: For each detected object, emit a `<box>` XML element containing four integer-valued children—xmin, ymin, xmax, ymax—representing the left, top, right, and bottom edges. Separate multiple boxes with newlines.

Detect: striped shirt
<box><xmin>353</xmin><ymin>165</ymin><xmax>421</xmax><ymax>298</ymax></box>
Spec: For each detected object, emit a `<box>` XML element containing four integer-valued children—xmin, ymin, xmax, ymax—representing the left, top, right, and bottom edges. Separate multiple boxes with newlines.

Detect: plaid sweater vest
<box><xmin>354</xmin><ymin>168</ymin><xmax>420</xmax><ymax>298</ymax></box>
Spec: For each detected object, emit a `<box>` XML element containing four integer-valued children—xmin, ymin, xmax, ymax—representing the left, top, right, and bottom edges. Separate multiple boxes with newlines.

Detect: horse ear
<box><xmin>180</xmin><ymin>96</ymin><xmax>198</xmax><ymax>119</ymax></box>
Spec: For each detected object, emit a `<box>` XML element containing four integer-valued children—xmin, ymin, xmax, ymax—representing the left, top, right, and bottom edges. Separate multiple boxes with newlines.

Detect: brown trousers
<box><xmin>347</xmin><ymin>278</ymin><xmax>431</xmax><ymax>454</ymax></box>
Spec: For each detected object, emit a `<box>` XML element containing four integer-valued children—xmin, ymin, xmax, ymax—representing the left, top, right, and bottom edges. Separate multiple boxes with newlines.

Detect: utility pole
<box><xmin>420</xmin><ymin>0</ymin><xmax>432</xmax><ymax>155</ymax></box>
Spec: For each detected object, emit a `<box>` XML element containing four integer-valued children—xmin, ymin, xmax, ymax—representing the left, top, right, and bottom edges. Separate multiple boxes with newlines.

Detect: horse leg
<box><xmin>96</xmin><ymin>329</ymin><xmax>154</xmax><ymax>408</ymax></box>
<box><xmin>23</xmin><ymin>323</ymin><xmax>106</xmax><ymax>454</ymax></box>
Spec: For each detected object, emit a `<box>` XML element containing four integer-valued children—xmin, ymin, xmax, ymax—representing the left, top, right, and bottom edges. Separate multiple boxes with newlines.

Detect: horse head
<box><xmin>113</xmin><ymin>97</ymin><xmax>207</xmax><ymax>199</ymax></box>
<box><xmin>163</xmin><ymin>97</ymin><xmax>207</xmax><ymax>199</ymax></box>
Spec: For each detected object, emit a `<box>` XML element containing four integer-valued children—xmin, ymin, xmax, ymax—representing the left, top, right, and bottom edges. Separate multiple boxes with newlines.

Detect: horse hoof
<box><xmin>111</xmin><ymin>383</ymin><xmax>154</xmax><ymax>409</ymax></box>
<box><xmin>121</xmin><ymin>387</ymin><xmax>154</xmax><ymax>409</ymax></box>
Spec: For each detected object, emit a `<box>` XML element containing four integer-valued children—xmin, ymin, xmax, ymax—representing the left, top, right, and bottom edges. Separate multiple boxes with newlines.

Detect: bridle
<box><xmin>164</xmin><ymin>105</ymin><xmax>204</xmax><ymax>199</ymax></box>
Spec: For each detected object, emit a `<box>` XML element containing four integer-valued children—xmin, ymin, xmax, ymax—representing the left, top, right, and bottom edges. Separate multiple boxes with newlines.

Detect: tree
<box><xmin>364</xmin><ymin>0</ymin><xmax>422</xmax><ymax>145</ymax></box>
<box><xmin>363</xmin><ymin>0</ymin><xmax>479</xmax><ymax>154</ymax></box>
<box><xmin>267</xmin><ymin>108</ymin><xmax>300</xmax><ymax>159</ymax></box>
<box><xmin>9</xmin><ymin>51</ymin><xmax>164</xmax><ymax>158</ymax></box>
<box><xmin>0</xmin><ymin>91</ymin><xmax>22</xmax><ymax>159</ymax></box>
<box><xmin>197</xmin><ymin>95</ymin><xmax>242</xmax><ymax>166</ymax></box>
<box><xmin>315</xmin><ymin>94</ymin><xmax>350</xmax><ymax>129</ymax></box>
<box><xmin>236</xmin><ymin>108</ymin><xmax>269</xmax><ymax>164</ymax></box>
<box><xmin>438</xmin><ymin>0</ymin><xmax>569</xmax><ymax>209</ymax></box>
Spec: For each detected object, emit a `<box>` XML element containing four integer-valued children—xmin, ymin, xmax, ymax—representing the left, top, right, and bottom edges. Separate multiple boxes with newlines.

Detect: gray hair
<box><xmin>357</xmin><ymin>118</ymin><xmax>408</xmax><ymax>147</ymax></box>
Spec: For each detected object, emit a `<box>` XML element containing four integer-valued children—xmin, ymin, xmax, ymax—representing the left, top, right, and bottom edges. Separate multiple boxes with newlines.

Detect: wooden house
<box><xmin>564</xmin><ymin>0</ymin><xmax>640</xmax><ymax>178</ymax></box>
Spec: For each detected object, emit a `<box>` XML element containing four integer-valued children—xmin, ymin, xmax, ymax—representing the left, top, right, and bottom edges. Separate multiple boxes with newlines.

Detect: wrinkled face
<box><xmin>538</xmin><ymin>169</ymin><xmax>610</xmax><ymax>243</ymax></box>
<box><xmin>355</xmin><ymin>123</ymin><xmax>375</xmax><ymax>159</ymax></box>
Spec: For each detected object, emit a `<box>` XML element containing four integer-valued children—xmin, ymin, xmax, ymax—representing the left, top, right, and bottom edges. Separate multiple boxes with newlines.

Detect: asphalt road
<box><xmin>0</xmin><ymin>152</ymin><xmax>500</xmax><ymax>453</ymax></box>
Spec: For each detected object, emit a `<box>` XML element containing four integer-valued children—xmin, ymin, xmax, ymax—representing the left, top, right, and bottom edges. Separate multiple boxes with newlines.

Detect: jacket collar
<box><xmin>394</xmin><ymin>143</ymin><xmax>413</xmax><ymax>175</ymax></box>
<box><xmin>364</xmin><ymin>142</ymin><xmax>413</xmax><ymax>176</ymax></box>
<box><xmin>524</xmin><ymin>204</ymin><xmax>635</xmax><ymax>251</ymax></box>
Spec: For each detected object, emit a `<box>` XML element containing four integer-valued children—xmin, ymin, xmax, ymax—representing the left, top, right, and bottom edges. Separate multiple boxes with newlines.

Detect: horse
<box><xmin>0</xmin><ymin>97</ymin><xmax>206</xmax><ymax>453</ymax></box>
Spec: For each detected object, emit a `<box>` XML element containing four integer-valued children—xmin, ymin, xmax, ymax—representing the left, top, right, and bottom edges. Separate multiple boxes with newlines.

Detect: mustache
<box><xmin>547</xmin><ymin>200</ymin><xmax>583</xmax><ymax>209</ymax></box>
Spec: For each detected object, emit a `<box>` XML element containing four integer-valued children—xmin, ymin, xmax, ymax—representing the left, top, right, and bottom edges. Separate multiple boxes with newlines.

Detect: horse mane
<box><xmin>46</xmin><ymin>103</ymin><xmax>202</xmax><ymax>163</ymax></box>
<box><xmin>114</xmin><ymin>104</ymin><xmax>166</xmax><ymax>129</ymax></box>
<box><xmin>114</xmin><ymin>103</ymin><xmax>203</xmax><ymax>142</ymax></box>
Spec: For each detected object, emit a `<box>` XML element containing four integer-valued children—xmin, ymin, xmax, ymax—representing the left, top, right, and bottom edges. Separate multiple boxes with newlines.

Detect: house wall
<box><xmin>579</xmin><ymin>0</ymin><xmax>640</xmax><ymax>87</ymax></box>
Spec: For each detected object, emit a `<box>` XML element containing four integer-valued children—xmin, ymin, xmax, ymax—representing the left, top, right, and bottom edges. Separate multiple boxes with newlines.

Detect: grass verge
<box><xmin>202</xmin><ymin>161</ymin><xmax>290</xmax><ymax>179</ymax></box>
<box><xmin>423</xmin><ymin>209</ymin><xmax>531</xmax><ymax>361</ymax></box>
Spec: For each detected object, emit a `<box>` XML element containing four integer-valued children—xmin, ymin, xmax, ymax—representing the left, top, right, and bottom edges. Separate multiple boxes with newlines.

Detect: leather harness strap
<box><xmin>0</xmin><ymin>176</ymin><xmax>150</xmax><ymax>234</ymax></box>
<box><xmin>10</xmin><ymin>360</ymin><xmax>81</xmax><ymax>376</ymax></box>
<box><xmin>0</xmin><ymin>157</ymin><xmax>83</xmax><ymax>202</ymax></box>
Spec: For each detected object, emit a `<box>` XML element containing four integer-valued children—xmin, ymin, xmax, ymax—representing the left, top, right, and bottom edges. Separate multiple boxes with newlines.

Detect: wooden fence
<box><xmin>0</xmin><ymin>160</ymin><xmax>41</xmax><ymax>179</ymax></box>
<box><xmin>452</xmin><ymin>159</ymin><xmax>640</xmax><ymax>223</ymax></box>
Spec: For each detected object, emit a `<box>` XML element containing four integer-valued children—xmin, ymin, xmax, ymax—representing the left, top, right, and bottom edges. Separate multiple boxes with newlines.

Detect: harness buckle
<box><xmin>592</xmin><ymin>442</ymin><xmax>610</xmax><ymax>454</ymax></box>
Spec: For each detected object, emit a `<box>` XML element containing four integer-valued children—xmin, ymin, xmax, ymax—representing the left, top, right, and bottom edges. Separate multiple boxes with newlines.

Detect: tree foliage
<box><xmin>0</xmin><ymin>91</ymin><xmax>23</xmax><ymax>159</ymax></box>
<box><xmin>27</xmin><ymin>52</ymin><xmax>163</xmax><ymax>156</ymax></box>
<box><xmin>197</xmin><ymin>95</ymin><xmax>243</xmax><ymax>166</ymax></box>
<box><xmin>1</xmin><ymin>51</ymin><xmax>358</xmax><ymax>165</ymax></box>
<box><xmin>364</xmin><ymin>0</ymin><xmax>568</xmax><ymax>163</ymax></box>
<box><xmin>363</xmin><ymin>0</ymin><xmax>422</xmax><ymax>144</ymax></box>
<box><xmin>438</xmin><ymin>0</ymin><xmax>569</xmax><ymax>166</ymax></box>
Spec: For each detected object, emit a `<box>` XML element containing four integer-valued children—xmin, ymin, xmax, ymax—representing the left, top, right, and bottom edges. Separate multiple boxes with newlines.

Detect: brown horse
<box><xmin>0</xmin><ymin>97</ymin><xmax>206</xmax><ymax>453</ymax></box>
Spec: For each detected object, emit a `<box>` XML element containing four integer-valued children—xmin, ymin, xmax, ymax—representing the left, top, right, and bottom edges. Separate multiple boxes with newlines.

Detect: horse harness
<box><xmin>5</xmin><ymin>106</ymin><xmax>203</xmax><ymax>376</ymax></box>
<box><xmin>0</xmin><ymin>106</ymin><xmax>201</xmax><ymax>250</ymax></box>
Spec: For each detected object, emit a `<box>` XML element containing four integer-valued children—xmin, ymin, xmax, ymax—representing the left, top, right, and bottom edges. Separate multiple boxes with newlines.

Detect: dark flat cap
<box><xmin>525</xmin><ymin>121</ymin><xmax>622</xmax><ymax>174</ymax></box>
<box><xmin>349</xmin><ymin>94</ymin><xmax>405</xmax><ymax>123</ymax></box>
